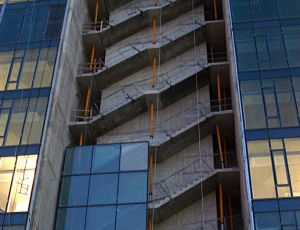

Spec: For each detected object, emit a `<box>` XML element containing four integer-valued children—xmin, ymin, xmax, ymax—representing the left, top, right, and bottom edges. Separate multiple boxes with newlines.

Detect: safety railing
<box><xmin>70</xmin><ymin>109</ymin><xmax>93</xmax><ymax>122</ymax></box>
<box><xmin>151</xmin><ymin>156</ymin><xmax>214</xmax><ymax>203</ymax></box>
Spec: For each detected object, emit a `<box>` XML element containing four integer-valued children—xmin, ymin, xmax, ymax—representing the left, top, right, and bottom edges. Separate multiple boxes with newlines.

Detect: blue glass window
<box><xmin>86</xmin><ymin>206</ymin><xmax>116</xmax><ymax>230</ymax></box>
<box><xmin>120</xmin><ymin>142</ymin><xmax>148</xmax><ymax>171</ymax></box>
<box><xmin>56</xmin><ymin>207</ymin><xmax>86</xmax><ymax>230</ymax></box>
<box><xmin>92</xmin><ymin>144</ymin><xmax>120</xmax><ymax>173</ymax></box>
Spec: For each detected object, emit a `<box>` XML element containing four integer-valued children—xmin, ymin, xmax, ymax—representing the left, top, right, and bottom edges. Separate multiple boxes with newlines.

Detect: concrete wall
<box><xmin>28</xmin><ymin>0</ymin><xmax>88</xmax><ymax>229</ymax></box>
<box><xmin>153</xmin><ymin>192</ymin><xmax>218</xmax><ymax>230</ymax></box>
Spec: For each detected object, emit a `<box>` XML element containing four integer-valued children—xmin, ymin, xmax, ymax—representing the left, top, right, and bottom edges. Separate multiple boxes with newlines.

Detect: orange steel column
<box><xmin>228</xmin><ymin>196</ymin><xmax>234</xmax><ymax>230</ymax></box>
<box><xmin>215</xmin><ymin>124</ymin><xmax>224</xmax><ymax>168</ymax></box>
<box><xmin>219</xmin><ymin>181</ymin><xmax>224</xmax><ymax>229</ymax></box>
<box><xmin>148</xmin><ymin>215</ymin><xmax>153</xmax><ymax>230</ymax></box>
<box><xmin>89</xmin><ymin>45</ymin><xmax>96</xmax><ymax>71</ymax></box>
<box><xmin>214</xmin><ymin>0</ymin><xmax>218</xmax><ymax>20</ymax></box>
<box><xmin>153</xmin><ymin>17</ymin><xmax>157</xmax><ymax>44</ymax></box>
<box><xmin>223</xmin><ymin>140</ymin><xmax>228</xmax><ymax>168</ymax></box>
<box><xmin>152</xmin><ymin>56</ymin><xmax>157</xmax><ymax>87</ymax></box>
<box><xmin>150</xmin><ymin>101</ymin><xmax>154</xmax><ymax>137</ymax></box>
<box><xmin>79</xmin><ymin>133</ymin><xmax>84</xmax><ymax>146</ymax></box>
<box><xmin>154</xmin><ymin>0</ymin><xmax>157</xmax><ymax>5</ymax></box>
<box><xmin>210</xmin><ymin>45</ymin><xmax>214</xmax><ymax>63</ymax></box>
<box><xmin>95</xmin><ymin>1</ymin><xmax>99</xmax><ymax>23</ymax></box>
<box><xmin>84</xmin><ymin>87</ymin><xmax>91</xmax><ymax>117</ymax></box>
<box><xmin>149</xmin><ymin>153</ymin><xmax>153</xmax><ymax>194</ymax></box>
<box><xmin>217</xmin><ymin>72</ymin><xmax>221</xmax><ymax>111</ymax></box>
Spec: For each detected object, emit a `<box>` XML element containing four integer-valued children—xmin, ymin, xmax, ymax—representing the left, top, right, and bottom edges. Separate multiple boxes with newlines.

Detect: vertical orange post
<box><xmin>84</xmin><ymin>87</ymin><xmax>91</xmax><ymax>117</ymax></box>
<box><xmin>215</xmin><ymin>124</ymin><xmax>224</xmax><ymax>168</ymax></box>
<box><xmin>95</xmin><ymin>0</ymin><xmax>99</xmax><ymax>23</ymax></box>
<box><xmin>89</xmin><ymin>45</ymin><xmax>96</xmax><ymax>71</ymax></box>
<box><xmin>148</xmin><ymin>215</ymin><xmax>153</xmax><ymax>230</ymax></box>
<box><xmin>223</xmin><ymin>140</ymin><xmax>228</xmax><ymax>168</ymax></box>
<box><xmin>217</xmin><ymin>72</ymin><xmax>221</xmax><ymax>111</ymax></box>
<box><xmin>154</xmin><ymin>0</ymin><xmax>157</xmax><ymax>5</ymax></box>
<box><xmin>149</xmin><ymin>153</ymin><xmax>153</xmax><ymax>194</ymax></box>
<box><xmin>150</xmin><ymin>101</ymin><xmax>154</xmax><ymax>137</ymax></box>
<box><xmin>79</xmin><ymin>132</ymin><xmax>84</xmax><ymax>146</ymax></box>
<box><xmin>152</xmin><ymin>56</ymin><xmax>157</xmax><ymax>87</ymax></box>
<box><xmin>223</xmin><ymin>88</ymin><xmax>227</xmax><ymax>110</ymax></box>
<box><xmin>210</xmin><ymin>45</ymin><xmax>214</xmax><ymax>63</ymax></box>
<box><xmin>214</xmin><ymin>0</ymin><xmax>218</xmax><ymax>20</ymax></box>
<box><xmin>219</xmin><ymin>181</ymin><xmax>224</xmax><ymax>229</ymax></box>
<box><xmin>153</xmin><ymin>17</ymin><xmax>157</xmax><ymax>44</ymax></box>
<box><xmin>228</xmin><ymin>196</ymin><xmax>234</xmax><ymax>230</ymax></box>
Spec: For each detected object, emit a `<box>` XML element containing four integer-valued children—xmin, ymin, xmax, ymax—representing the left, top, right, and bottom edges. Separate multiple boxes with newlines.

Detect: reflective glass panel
<box><xmin>118</xmin><ymin>172</ymin><xmax>147</xmax><ymax>203</ymax></box>
<box><xmin>115</xmin><ymin>204</ymin><xmax>147</xmax><ymax>230</ymax></box>
<box><xmin>59</xmin><ymin>175</ymin><xmax>89</xmax><ymax>207</ymax></box>
<box><xmin>255</xmin><ymin>212</ymin><xmax>281</xmax><ymax>230</ymax></box>
<box><xmin>120</xmin><ymin>142</ymin><xmax>148</xmax><ymax>171</ymax></box>
<box><xmin>88</xmin><ymin>174</ymin><xmax>118</xmax><ymax>205</ymax></box>
<box><xmin>92</xmin><ymin>144</ymin><xmax>120</xmax><ymax>173</ymax></box>
<box><xmin>0</xmin><ymin>51</ymin><xmax>13</xmax><ymax>90</ymax></box>
<box><xmin>56</xmin><ymin>207</ymin><xmax>86</xmax><ymax>230</ymax></box>
<box><xmin>63</xmin><ymin>146</ymin><xmax>93</xmax><ymax>175</ymax></box>
<box><xmin>86</xmin><ymin>206</ymin><xmax>116</xmax><ymax>230</ymax></box>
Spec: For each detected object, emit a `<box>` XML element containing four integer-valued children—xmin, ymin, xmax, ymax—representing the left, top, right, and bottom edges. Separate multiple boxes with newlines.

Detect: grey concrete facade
<box><xmin>29</xmin><ymin>0</ymin><xmax>248</xmax><ymax>229</ymax></box>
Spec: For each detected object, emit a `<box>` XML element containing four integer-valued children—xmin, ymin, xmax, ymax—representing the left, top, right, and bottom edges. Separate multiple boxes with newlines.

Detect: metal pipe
<box><xmin>152</xmin><ymin>56</ymin><xmax>157</xmax><ymax>87</ymax></box>
<box><xmin>150</xmin><ymin>101</ymin><xmax>154</xmax><ymax>137</ymax></box>
<box><xmin>153</xmin><ymin>17</ymin><xmax>157</xmax><ymax>44</ymax></box>
<box><xmin>219</xmin><ymin>181</ymin><xmax>224</xmax><ymax>230</ymax></box>
<box><xmin>84</xmin><ymin>86</ymin><xmax>91</xmax><ymax>117</ymax></box>
<box><xmin>148</xmin><ymin>215</ymin><xmax>152</xmax><ymax>230</ymax></box>
<box><xmin>89</xmin><ymin>45</ymin><xmax>96</xmax><ymax>71</ymax></box>
<box><xmin>229</xmin><ymin>196</ymin><xmax>234</xmax><ymax>230</ymax></box>
<box><xmin>154</xmin><ymin>0</ymin><xmax>157</xmax><ymax>5</ymax></box>
<box><xmin>217</xmin><ymin>72</ymin><xmax>221</xmax><ymax>111</ymax></box>
<box><xmin>215</xmin><ymin>124</ymin><xmax>224</xmax><ymax>168</ymax></box>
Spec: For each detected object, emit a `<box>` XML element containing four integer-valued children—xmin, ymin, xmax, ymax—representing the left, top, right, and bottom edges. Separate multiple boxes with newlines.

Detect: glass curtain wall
<box><xmin>0</xmin><ymin>0</ymin><xmax>67</xmax><ymax>229</ymax></box>
<box><xmin>56</xmin><ymin>142</ymin><xmax>149</xmax><ymax>230</ymax></box>
<box><xmin>230</xmin><ymin>0</ymin><xmax>300</xmax><ymax>229</ymax></box>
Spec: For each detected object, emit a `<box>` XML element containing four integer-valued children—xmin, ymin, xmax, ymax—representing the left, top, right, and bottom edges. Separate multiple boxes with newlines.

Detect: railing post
<box><xmin>215</xmin><ymin>124</ymin><xmax>224</xmax><ymax>168</ymax></box>
<box><xmin>152</xmin><ymin>56</ymin><xmax>157</xmax><ymax>87</ymax></box>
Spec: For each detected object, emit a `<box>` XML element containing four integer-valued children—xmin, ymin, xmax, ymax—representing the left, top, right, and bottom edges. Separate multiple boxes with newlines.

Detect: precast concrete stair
<box><xmin>149</xmin><ymin>168</ymin><xmax>240</xmax><ymax>224</ymax></box>
<box><xmin>83</xmin><ymin>0</ymin><xmax>204</xmax><ymax>54</ymax></box>
<box><xmin>77</xmin><ymin>20</ymin><xmax>225</xmax><ymax>102</ymax></box>
<box><xmin>69</xmin><ymin>63</ymin><xmax>229</xmax><ymax>144</ymax></box>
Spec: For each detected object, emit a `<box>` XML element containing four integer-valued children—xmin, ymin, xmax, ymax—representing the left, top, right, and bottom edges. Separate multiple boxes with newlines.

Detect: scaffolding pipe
<box><xmin>84</xmin><ymin>87</ymin><xmax>91</xmax><ymax>117</ymax></box>
<box><xmin>217</xmin><ymin>72</ymin><xmax>221</xmax><ymax>111</ymax></box>
<box><xmin>214</xmin><ymin>0</ymin><xmax>218</xmax><ymax>20</ymax></box>
<box><xmin>215</xmin><ymin>124</ymin><xmax>224</xmax><ymax>168</ymax></box>
<box><xmin>229</xmin><ymin>196</ymin><xmax>234</xmax><ymax>230</ymax></box>
<box><xmin>94</xmin><ymin>0</ymin><xmax>99</xmax><ymax>23</ymax></box>
<box><xmin>223</xmin><ymin>140</ymin><xmax>228</xmax><ymax>168</ymax></box>
<box><xmin>149</xmin><ymin>153</ymin><xmax>153</xmax><ymax>194</ymax></box>
<box><xmin>79</xmin><ymin>132</ymin><xmax>84</xmax><ymax>146</ymax></box>
<box><xmin>89</xmin><ymin>45</ymin><xmax>96</xmax><ymax>71</ymax></box>
<box><xmin>219</xmin><ymin>181</ymin><xmax>224</xmax><ymax>230</ymax></box>
<box><xmin>152</xmin><ymin>56</ymin><xmax>157</xmax><ymax>87</ymax></box>
<box><xmin>153</xmin><ymin>17</ymin><xmax>157</xmax><ymax>44</ymax></box>
<box><xmin>150</xmin><ymin>101</ymin><xmax>154</xmax><ymax>137</ymax></box>
<box><xmin>210</xmin><ymin>45</ymin><xmax>214</xmax><ymax>63</ymax></box>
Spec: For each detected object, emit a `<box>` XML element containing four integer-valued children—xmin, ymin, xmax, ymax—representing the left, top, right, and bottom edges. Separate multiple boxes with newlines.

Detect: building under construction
<box><xmin>0</xmin><ymin>0</ymin><xmax>300</xmax><ymax>229</ymax></box>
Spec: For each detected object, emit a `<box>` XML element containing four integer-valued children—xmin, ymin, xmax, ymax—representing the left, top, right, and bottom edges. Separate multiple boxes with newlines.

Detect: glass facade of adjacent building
<box><xmin>0</xmin><ymin>0</ymin><xmax>67</xmax><ymax>228</ymax></box>
<box><xmin>55</xmin><ymin>142</ymin><xmax>149</xmax><ymax>230</ymax></box>
<box><xmin>230</xmin><ymin>0</ymin><xmax>300</xmax><ymax>229</ymax></box>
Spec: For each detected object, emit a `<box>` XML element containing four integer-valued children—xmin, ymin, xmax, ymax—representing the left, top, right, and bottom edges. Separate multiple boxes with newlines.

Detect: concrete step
<box><xmin>148</xmin><ymin>168</ymin><xmax>240</xmax><ymax>224</ymax></box>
